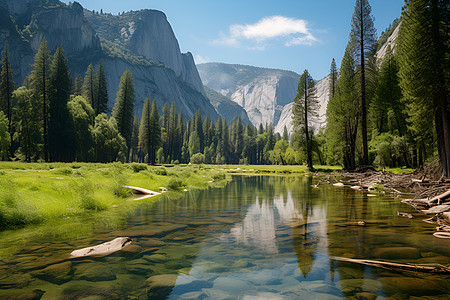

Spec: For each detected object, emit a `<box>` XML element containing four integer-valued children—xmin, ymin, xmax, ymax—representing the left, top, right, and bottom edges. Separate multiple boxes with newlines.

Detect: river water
<box><xmin>0</xmin><ymin>175</ymin><xmax>449</xmax><ymax>299</ymax></box>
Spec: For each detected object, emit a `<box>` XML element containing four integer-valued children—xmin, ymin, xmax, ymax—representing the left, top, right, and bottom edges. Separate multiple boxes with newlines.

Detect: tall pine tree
<box><xmin>112</xmin><ymin>69</ymin><xmax>135</xmax><ymax>162</ymax></box>
<box><xmin>95</xmin><ymin>62</ymin><xmax>108</xmax><ymax>115</ymax></box>
<box><xmin>48</xmin><ymin>46</ymin><xmax>75</xmax><ymax>162</ymax></box>
<box><xmin>350</xmin><ymin>0</ymin><xmax>377</xmax><ymax>165</ymax></box>
<box><xmin>293</xmin><ymin>70</ymin><xmax>318</xmax><ymax>170</ymax></box>
<box><xmin>398</xmin><ymin>0</ymin><xmax>450</xmax><ymax>176</ymax></box>
<box><xmin>329</xmin><ymin>58</ymin><xmax>338</xmax><ymax>101</ymax></box>
<box><xmin>31</xmin><ymin>39</ymin><xmax>51</xmax><ymax>162</ymax></box>
<box><xmin>0</xmin><ymin>41</ymin><xmax>14</xmax><ymax>135</ymax></box>
<box><xmin>82</xmin><ymin>64</ymin><xmax>95</xmax><ymax>109</ymax></box>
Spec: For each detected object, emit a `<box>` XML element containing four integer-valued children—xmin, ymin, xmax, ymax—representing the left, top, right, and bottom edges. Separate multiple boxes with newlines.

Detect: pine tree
<box><xmin>293</xmin><ymin>69</ymin><xmax>318</xmax><ymax>170</ymax></box>
<box><xmin>350</xmin><ymin>0</ymin><xmax>377</xmax><ymax>165</ymax></box>
<box><xmin>138</xmin><ymin>97</ymin><xmax>151</xmax><ymax>163</ymax></box>
<box><xmin>0</xmin><ymin>111</ymin><xmax>10</xmax><ymax>160</ymax></box>
<box><xmin>329</xmin><ymin>58</ymin><xmax>338</xmax><ymax>101</ymax></box>
<box><xmin>398</xmin><ymin>0</ymin><xmax>450</xmax><ymax>176</ymax></box>
<box><xmin>82</xmin><ymin>64</ymin><xmax>95</xmax><ymax>109</ymax></box>
<box><xmin>194</xmin><ymin>109</ymin><xmax>204</xmax><ymax>151</ymax></box>
<box><xmin>175</xmin><ymin>109</ymin><xmax>184</xmax><ymax>162</ymax></box>
<box><xmin>73</xmin><ymin>74</ymin><xmax>83</xmax><ymax>96</ymax></box>
<box><xmin>95</xmin><ymin>62</ymin><xmax>108</xmax><ymax>115</ymax></box>
<box><xmin>0</xmin><ymin>41</ymin><xmax>14</xmax><ymax>135</ymax></box>
<box><xmin>112</xmin><ymin>69</ymin><xmax>135</xmax><ymax>162</ymax></box>
<box><xmin>282</xmin><ymin>125</ymin><xmax>289</xmax><ymax>141</ymax></box>
<box><xmin>235</xmin><ymin>116</ymin><xmax>244</xmax><ymax>161</ymax></box>
<box><xmin>13</xmin><ymin>87</ymin><xmax>40</xmax><ymax>162</ymax></box>
<box><xmin>148</xmin><ymin>99</ymin><xmax>161</xmax><ymax>164</ymax></box>
<box><xmin>130</xmin><ymin>115</ymin><xmax>139</xmax><ymax>162</ymax></box>
<box><xmin>31</xmin><ymin>39</ymin><xmax>51</xmax><ymax>162</ymax></box>
<box><xmin>48</xmin><ymin>46</ymin><xmax>75</xmax><ymax>162</ymax></box>
<box><xmin>326</xmin><ymin>45</ymin><xmax>359</xmax><ymax>170</ymax></box>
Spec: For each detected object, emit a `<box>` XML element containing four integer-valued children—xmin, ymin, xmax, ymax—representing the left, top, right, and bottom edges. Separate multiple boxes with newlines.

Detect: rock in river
<box><xmin>146</xmin><ymin>274</ymin><xmax>179</xmax><ymax>300</ymax></box>
<box><xmin>372</xmin><ymin>247</ymin><xmax>421</xmax><ymax>259</ymax></box>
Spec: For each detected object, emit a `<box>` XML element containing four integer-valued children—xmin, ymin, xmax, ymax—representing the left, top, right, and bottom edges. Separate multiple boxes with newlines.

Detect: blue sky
<box><xmin>64</xmin><ymin>0</ymin><xmax>404</xmax><ymax>79</ymax></box>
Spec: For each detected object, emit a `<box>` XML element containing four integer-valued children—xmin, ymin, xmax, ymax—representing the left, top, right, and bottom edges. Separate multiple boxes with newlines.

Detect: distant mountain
<box><xmin>197</xmin><ymin>63</ymin><xmax>300</xmax><ymax>128</ymax></box>
<box><xmin>198</xmin><ymin>62</ymin><xmax>330</xmax><ymax>134</ymax></box>
<box><xmin>204</xmin><ymin>86</ymin><xmax>251</xmax><ymax>125</ymax></box>
<box><xmin>0</xmin><ymin>0</ymin><xmax>217</xmax><ymax>120</ymax></box>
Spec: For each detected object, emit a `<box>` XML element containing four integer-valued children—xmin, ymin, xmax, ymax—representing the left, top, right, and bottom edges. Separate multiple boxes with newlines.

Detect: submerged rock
<box><xmin>33</xmin><ymin>261</ymin><xmax>73</xmax><ymax>284</ymax></box>
<box><xmin>6</xmin><ymin>289</ymin><xmax>45</xmax><ymax>300</ymax></box>
<box><xmin>372</xmin><ymin>247</ymin><xmax>421</xmax><ymax>259</ymax></box>
<box><xmin>73</xmin><ymin>263</ymin><xmax>116</xmax><ymax>282</ymax></box>
<box><xmin>146</xmin><ymin>274</ymin><xmax>179</xmax><ymax>300</ymax></box>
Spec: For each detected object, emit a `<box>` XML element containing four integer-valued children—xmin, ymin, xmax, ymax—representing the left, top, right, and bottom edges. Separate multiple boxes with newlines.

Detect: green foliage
<box><xmin>112</xmin><ymin>69</ymin><xmax>135</xmax><ymax>160</ymax></box>
<box><xmin>82</xmin><ymin>64</ymin><xmax>95</xmax><ymax>108</ymax></box>
<box><xmin>293</xmin><ymin>69</ymin><xmax>318</xmax><ymax>170</ymax></box>
<box><xmin>30</xmin><ymin>39</ymin><xmax>51</xmax><ymax>162</ymax></box>
<box><xmin>398</xmin><ymin>0</ymin><xmax>450</xmax><ymax>175</ymax></box>
<box><xmin>0</xmin><ymin>41</ymin><xmax>14</xmax><ymax>134</ymax></box>
<box><xmin>48</xmin><ymin>46</ymin><xmax>75</xmax><ymax>162</ymax></box>
<box><xmin>326</xmin><ymin>45</ymin><xmax>359</xmax><ymax>170</ymax></box>
<box><xmin>95</xmin><ymin>62</ymin><xmax>108</xmax><ymax>115</ymax></box>
<box><xmin>91</xmin><ymin>114</ymin><xmax>126</xmax><ymax>162</ymax></box>
<box><xmin>68</xmin><ymin>95</ymin><xmax>94</xmax><ymax>162</ymax></box>
<box><xmin>0</xmin><ymin>111</ymin><xmax>10</xmax><ymax>160</ymax></box>
<box><xmin>190</xmin><ymin>153</ymin><xmax>204</xmax><ymax>164</ymax></box>
<box><xmin>167</xmin><ymin>178</ymin><xmax>184</xmax><ymax>190</ymax></box>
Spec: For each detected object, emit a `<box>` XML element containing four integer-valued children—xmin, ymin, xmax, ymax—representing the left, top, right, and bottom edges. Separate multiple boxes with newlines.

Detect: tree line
<box><xmin>0</xmin><ymin>39</ymin><xmax>311</xmax><ymax>165</ymax></box>
<box><xmin>292</xmin><ymin>0</ymin><xmax>449</xmax><ymax>176</ymax></box>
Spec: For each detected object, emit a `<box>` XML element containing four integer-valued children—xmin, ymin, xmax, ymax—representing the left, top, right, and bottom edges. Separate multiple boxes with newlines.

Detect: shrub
<box><xmin>190</xmin><ymin>153</ymin><xmax>204</xmax><ymax>164</ymax></box>
<box><xmin>129</xmin><ymin>163</ymin><xmax>148</xmax><ymax>173</ymax></box>
<box><xmin>167</xmin><ymin>178</ymin><xmax>184</xmax><ymax>190</ymax></box>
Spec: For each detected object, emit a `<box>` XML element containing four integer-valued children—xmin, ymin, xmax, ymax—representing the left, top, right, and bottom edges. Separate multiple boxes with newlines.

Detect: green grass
<box><xmin>202</xmin><ymin>164</ymin><xmax>342</xmax><ymax>175</ymax></box>
<box><xmin>0</xmin><ymin>162</ymin><xmax>229</xmax><ymax>231</ymax></box>
<box><xmin>377</xmin><ymin>167</ymin><xmax>416</xmax><ymax>174</ymax></box>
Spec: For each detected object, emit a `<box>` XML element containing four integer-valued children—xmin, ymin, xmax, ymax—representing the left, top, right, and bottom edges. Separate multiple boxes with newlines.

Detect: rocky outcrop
<box><xmin>85</xmin><ymin>9</ymin><xmax>206</xmax><ymax>96</ymax></box>
<box><xmin>24</xmin><ymin>2</ymin><xmax>101</xmax><ymax>56</ymax></box>
<box><xmin>376</xmin><ymin>22</ymin><xmax>401</xmax><ymax>63</ymax></box>
<box><xmin>204</xmin><ymin>86</ymin><xmax>251</xmax><ymax>125</ymax></box>
<box><xmin>0</xmin><ymin>0</ymin><xmax>216</xmax><ymax>120</ymax></box>
<box><xmin>198</xmin><ymin>63</ymin><xmax>299</xmax><ymax>127</ymax></box>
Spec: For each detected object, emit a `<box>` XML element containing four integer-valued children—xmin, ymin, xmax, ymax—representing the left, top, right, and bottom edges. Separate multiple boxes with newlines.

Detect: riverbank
<box><xmin>0</xmin><ymin>162</ymin><xmax>229</xmax><ymax>230</ymax></box>
<box><xmin>334</xmin><ymin>166</ymin><xmax>450</xmax><ymax>237</ymax></box>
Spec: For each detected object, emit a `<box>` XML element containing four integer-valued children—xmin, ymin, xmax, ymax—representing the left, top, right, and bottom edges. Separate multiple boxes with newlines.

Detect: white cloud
<box><xmin>194</xmin><ymin>55</ymin><xmax>211</xmax><ymax>64</ymax></box>
<box><xmin>215</xmin><ymin>16</ymin><xmax>318</xmax><ymax>48</ymax></box>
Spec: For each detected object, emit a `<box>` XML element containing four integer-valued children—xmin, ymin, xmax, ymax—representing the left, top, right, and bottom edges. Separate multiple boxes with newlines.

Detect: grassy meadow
<box><xmin>0</xmin><ymin>162</ymin><xmax>229</xmax><ymax>230</ymax></box>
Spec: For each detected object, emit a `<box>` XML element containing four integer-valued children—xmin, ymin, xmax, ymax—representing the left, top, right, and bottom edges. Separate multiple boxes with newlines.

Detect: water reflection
<box><xmin>0</xmin><ymin>176</ymin><xmax>448</xmax><ymax>299</ymax></box>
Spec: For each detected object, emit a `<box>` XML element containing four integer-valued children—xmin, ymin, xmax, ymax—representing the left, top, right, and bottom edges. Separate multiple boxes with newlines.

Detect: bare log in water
<box><xmin>330</xmin><ymin>256</ymin><xmax>450</xmax><ymax>275</ymax></box>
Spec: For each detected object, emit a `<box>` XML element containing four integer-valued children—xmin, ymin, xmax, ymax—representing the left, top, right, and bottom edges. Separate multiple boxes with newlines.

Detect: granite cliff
<box><xmin>0</xmin><ymin>0</ymin><xmax>216</xmax><ymax>120</ymax></box>
<box><xmin>197</xmin><ymin>63</ymin><xmax>300</xmax><ymax>128</ymax></box>
<box><xmin>198</xmin><ymin>62</ymin><xmax>330</xmax><ymax>134</ymax></box>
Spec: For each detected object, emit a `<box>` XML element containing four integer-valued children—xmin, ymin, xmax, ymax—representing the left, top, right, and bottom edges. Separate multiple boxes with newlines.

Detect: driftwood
<box><xmin>70</xmin><ymin>237</ymin><xmax>132</xmax><ymax>257</ymax></box>
<box><xmin>331</xmin><ymin>256</ymin><xmax>450</xmax><ymax>275</ymax></box>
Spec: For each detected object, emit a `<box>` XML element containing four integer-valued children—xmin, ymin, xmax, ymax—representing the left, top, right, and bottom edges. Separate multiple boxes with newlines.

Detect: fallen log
<box><xmin>421</xmin><ymin>204</ymin><xmax>450</xmax><ymax>214</ymax></box>
<box><xmin>70</xmin><ymin>237</ymin><xmax>132</xmax><ymax>257</ymax></box>
<box><xmin>330</xmin><ymin>256</ymin><xmax>450</xmax><ymax>275</ymax></box>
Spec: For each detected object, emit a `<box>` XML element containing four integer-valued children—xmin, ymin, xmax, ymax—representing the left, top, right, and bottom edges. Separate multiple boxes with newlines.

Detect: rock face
<box><xmin>198</xmin><ymin>63</ymin><xmax>300</xmax><ymax>127</ymax></box>
<box><xmin>204</xmin><ymin>86</ymin><xmax>251</xmax><ymax>125</ymax></box>
<box><xmin>0</xmin><ymin>0</ymin><xmax>217</xmax><ymax>120</ymax></box>
<box><xmin>274</xmin><ymin>75</ymin><xmax>330</xmax><ymax>135</ymax></box>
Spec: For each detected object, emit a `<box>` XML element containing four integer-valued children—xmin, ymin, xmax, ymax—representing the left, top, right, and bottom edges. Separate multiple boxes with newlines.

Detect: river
<box><xmin>0</xmin><ymin>175</ymin><xmax>448</xmax><ymax>299</ymax></box>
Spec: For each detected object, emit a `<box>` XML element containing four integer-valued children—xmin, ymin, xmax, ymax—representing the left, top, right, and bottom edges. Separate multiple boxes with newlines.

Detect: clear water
<box><xmin>0</xmin><ymin>175</ymin><xmax>449</xmax><ymax>299</ymax></box>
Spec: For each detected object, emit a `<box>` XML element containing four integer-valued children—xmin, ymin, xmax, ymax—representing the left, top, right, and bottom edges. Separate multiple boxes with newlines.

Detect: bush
<box><xmin>212</xmin><ymin>172</ymin><xmax>226</xmax><ymax>181</ymax></box>
<box><xmin>167</xmin><ymin>178</ymin><xmax>184</xmax><ymax>190</ymax></box>
<box><xmin>154</xmin><ymin>167</ymin><xmax>167</xmax><ymax>176</ymax></box>
<box><xmin>129</xmin><ymin>163</ymin><xmax>148</xmax><ymax>173</ymax></box>
<box><xmin>190</xmin><ymin>153</ymin><xmax>204</xmax><ymax>164</ymax></box>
